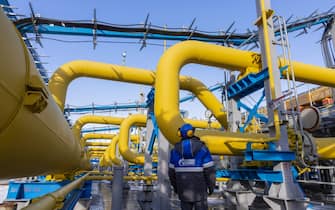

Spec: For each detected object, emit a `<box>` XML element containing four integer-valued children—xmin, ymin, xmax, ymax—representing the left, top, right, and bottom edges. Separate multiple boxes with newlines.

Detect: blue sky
<box><xmin>9</xmin><ymin>0</ymin><xmax>335</xmax><ymax>124</ymax></box>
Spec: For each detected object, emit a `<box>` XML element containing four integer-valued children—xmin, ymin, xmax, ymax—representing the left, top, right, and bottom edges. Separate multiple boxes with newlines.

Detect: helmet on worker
<box><xmin>178</xmin><ymin>123</ymin><xmax>195</xmax><ymax>139</ymax></box>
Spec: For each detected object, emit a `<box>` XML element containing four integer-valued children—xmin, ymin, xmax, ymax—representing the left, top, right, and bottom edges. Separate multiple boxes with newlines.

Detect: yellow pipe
<box><xmin>81</xmin><ymin>133</ymin><xmax>116</xmax><ymax>147</ymax></box>
<box><xmin>49</xmin><ymin>61</ymin><xmax>227</xmax><ymax>127</ymax></box>
<box><xmin>0</xmin><ymin>10</ymin><xmax>87</xmax><ymax>179</ymax></box>
<box><xmin>315</xmin><ymin>137</ymin><xmax>335</xmax><ymax>159</ymax></box>
<box><xmin>88</xmin><ymin>147</ymin><xmax>107</xmax><ymax>152</ymax></box>
<box><xmin>72</xmin><ymin>115</ymin><xmax>124</xmax><ymax>141</ymax></box>
<box><xmin>22</xmin><ymin>173</ymin><xmax>89</xmax><ymax>210</ymax></box>
<box><xmin>86</xmin><ymin>142</ymin><xmax>111</xmax><ymax>147</ymax></box>
<box><xmin>119</xmin><ymin>114</ymin><xmax>224</xmax><ymax>164</ymax></box>
<box><xmin>154</xmin><ymin>40</ymin><xmax>335</xmax><ymax>147</ymax></box>
<box><xmin>119</xmin><ymin>114</ymin><xmax>147</xmax><ymax>165</ymax></box>
<box><xmin>108</xmin><ymin>134</ymin><xmax>139</xmax><ymax>166</ymax></box>
<box><xmin>259</xmin><ymin>0</ymin><xmax>281</xmax><ymax>141</ymax></box>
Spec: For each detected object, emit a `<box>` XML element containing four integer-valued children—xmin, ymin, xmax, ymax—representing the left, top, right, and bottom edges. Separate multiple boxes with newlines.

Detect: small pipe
<box><xmin>22</xmin><ymin>173</ymin><xmax>89</xmax><ymax>210</ymax></box>
<box><xmin>81</xmin><ymin>133</ymin><xmax>116</xmax><ymax>147</ymax></box>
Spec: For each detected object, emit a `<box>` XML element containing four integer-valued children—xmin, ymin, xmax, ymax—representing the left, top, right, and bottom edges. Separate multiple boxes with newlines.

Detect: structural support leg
<box><xmin>112</xmin><ymin>166</ymin><xmax>124</xmax><ymax>210</ymax></box>
<box><xmin>138</xmin><ymin>114</ymin><xmax>154</xmax><ymax>210</ymax></box>
<box><xmin>155</xmin><ymin>131</ymin><xmax>171</xmax><ymax>210</ymax></box>
<box><xmin>255</xmin><ymin>0</ymin><xmax>305</xmax><ymax>209</ymax></box>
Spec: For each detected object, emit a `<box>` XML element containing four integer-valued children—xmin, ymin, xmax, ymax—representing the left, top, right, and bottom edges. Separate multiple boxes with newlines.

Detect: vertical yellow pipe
<box><xmin>259</xmin><ymin>0</ymin><xmax>281</xmax><ymax>141</ymax></box>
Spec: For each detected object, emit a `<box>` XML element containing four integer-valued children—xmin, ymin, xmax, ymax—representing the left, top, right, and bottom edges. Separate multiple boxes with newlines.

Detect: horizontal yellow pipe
<box><xmin>88</xmin><ymin>147</ymin><xmax>107</xmax><ymax>152</ymax></box>
<box><xmin>72</xmin><ymin>115</ymin><xmax>124</xmax><ymax>141</ymax></box>
<box><xmin>22</xmin><ymin>173</ymin><xmax>89</xmax><ymax>210</ymax></box>
<box><xmin>81</xmin><ymin>133</ymin><xmax>116</xmax><ymax>147</ymax></box>
<box><xmin>314</xmin><ymin>137</ymin><xmax>335</xmax><ymax>159</ymax></box>
<box><xmin>49</xmin><ymin>61</ymin><xmax>227</xmax><ymax>127</ymax></box>
<box><xmin>196</xmin><ymin>130</ymin><xmax>267</xmax><ymax>155</ymax></box>
<box><xmin>155</xmin><ymin>40</ymin><xmax>335</xmax><ymax>152</ymax></box>
<box><xmin>0</xmin><ymin>10</ymin><xmax>87</xmax><ymax>178</ymax></box>
<box><xmin>86</xmin><ymin>142</ymin><xmax>111</xmax><ymax>147</ymax></box>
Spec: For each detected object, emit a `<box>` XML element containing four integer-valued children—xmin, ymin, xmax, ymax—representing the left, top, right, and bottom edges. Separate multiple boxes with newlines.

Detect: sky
<box><xmin>8</xmin><ymin>0</ymin><xmax>335</xmax><ymax>127</ymax></box>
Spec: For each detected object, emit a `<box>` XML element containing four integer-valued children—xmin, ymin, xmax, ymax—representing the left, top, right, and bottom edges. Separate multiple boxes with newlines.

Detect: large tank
<box><xmin>0</xmin><ymin>10</ymin><xmax>87</xmax><ymax>179</ymax></box>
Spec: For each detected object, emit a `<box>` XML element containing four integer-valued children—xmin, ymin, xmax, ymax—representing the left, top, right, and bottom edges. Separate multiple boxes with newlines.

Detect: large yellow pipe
<box><xmin>49</xmin><ymin>61</ymin><xmax>227</xmax><ymax>127</ymax></box>
<box><xmin>155</xmin><ymin>40</ymin><xmax>335</xmax><ymax>147</ymax></box>
<box><xmin>0</xmin><ymin>10</ymin><xmax>88</xmax><ymax>179</ymax></box>
<box><xmin>315</xmin><ymin>138</ymin><xmax>335</xmax><ymax>159</ymax></box>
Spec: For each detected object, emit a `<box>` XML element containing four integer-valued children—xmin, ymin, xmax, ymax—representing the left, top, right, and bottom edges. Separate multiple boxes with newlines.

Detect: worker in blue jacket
<box><xmin>168</xmin><ymin>123</ymin><xmax>216</xmax><ymax>210</ymax></box>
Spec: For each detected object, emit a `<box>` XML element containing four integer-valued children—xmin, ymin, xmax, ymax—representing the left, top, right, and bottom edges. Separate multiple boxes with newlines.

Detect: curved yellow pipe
<box><xmin>155</xmin><ymin>40</ymin><xmax>335</xmax><ymax>146</ymax></box>
<box><xmin>118</xmin><ymin>114</ymin><xmax>224</xmax><ymax>164</ymax></box>
<box><xmin>49</xmin><ymin>61</ymin><xmax>227</xmax><ymax>127</ymax></box>
<box><xmin>119</xmin><ymin>114</ymin><xmax>147</xmax><ymax>165</ymax></box>
<box><xmin>0</xmin><ymin>10</ymin><xmax>87</xmax><ymax>178</ymax></box>
<box><xmin>109</xmin><ymin>135</ymin><xmax>122</xmax><ymax>165</ymax></box>
<box><xmin>81</xmin><ymin>133</ymin><xmax>116</xmax><ymax>147</ymax></box>
<box><xmin>107</xmin><ymin>134</ymin><xmax>141</xmax><ymax>166</ymax></box>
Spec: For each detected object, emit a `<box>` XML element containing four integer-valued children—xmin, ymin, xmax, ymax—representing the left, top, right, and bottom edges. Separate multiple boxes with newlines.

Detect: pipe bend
<box><xmin>49</xmin><ymin>60</ymin><xmax>156</xmax><ymax>111</ymax></box>
<box><xmin>50</xmin><ymin>60</ymin><xmax>227</xmax><ymax>129</ymax></box>
<box><xmin>155</xmin><ymin>40</ymin><xmax>262</xmax><ymax>144</ymax></box>
<box><xmin>110</xmin><ymin>135</ymin><xmax>122</xmax><ymax>166</ymax></box>
<box><xmin>119</xmin><ymin>114</ymin><xmax>146</xmax><ymax>165</ymax></box>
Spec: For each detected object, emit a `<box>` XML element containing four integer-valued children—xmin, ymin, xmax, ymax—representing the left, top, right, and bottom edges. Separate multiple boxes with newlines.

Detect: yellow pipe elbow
<box><xmin>155</xmin><ymin>40</ymin><xmax>261</xmax><ymax>144</ymax></box>
<box><xmin>154</xmin><ymin>40</ymin><xmax>335</xmax><ymax>147</ymax></box>
<box><xmin>49</xmin><ymin>61</ymin><xmax>227</xmax><ymax>128</ymax></box>
<box><xmin>119</xmin><ymin>114</ymin><xmax>147</xmax><ymax>165</ymax></box>
<box><xmin>110</xmin><ymin>135</ymin><xmax>122</xmax><ymax>165</ymax></box>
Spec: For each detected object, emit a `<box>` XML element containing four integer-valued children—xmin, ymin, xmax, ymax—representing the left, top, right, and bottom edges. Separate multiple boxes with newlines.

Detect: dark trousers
<box><xmin>180</xmin><ymin>200</ymin><xmax>208</xmax><ymax>210</ymax></box>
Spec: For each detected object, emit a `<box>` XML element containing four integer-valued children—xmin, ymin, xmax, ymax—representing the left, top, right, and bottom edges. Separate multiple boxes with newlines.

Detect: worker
<box><xmin>168</xmin><ymin>123</ymin><xmax>216</xmax><ymax>210</ymax></box>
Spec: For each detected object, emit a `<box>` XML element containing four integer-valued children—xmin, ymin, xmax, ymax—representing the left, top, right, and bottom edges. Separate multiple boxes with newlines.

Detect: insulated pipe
<box><xmin>81</xmin><ymin>133</ymin><xmax>116</xmax><ymax>147</ymax></box>
<box><xmin>72</xmin><ymin>115</ymin><xmax>125</xmax><ymax>141</ymax></box>
<box><xmin>49</xmin><ymin>61</ymin><xmax>227</xmax><ymax>127</ymax></box>
<box><xmin>88</xmin><ymin>147</ymin><xmax>107</xmax><ymax>152</ymax></box>
<box><xmin>86</xmin><ymin>142</ymin><xmax>111</xmax><ymax>147</ymax></box>
<box><xmin>155</xmin><ymin>40</ymin><xmax>335</xmax><ymax>146</ymax></box>
<box><xmin>119</xmin><ymin>114</ymin><xmax>225</xmax><ymax>164</ymax></box>
<box><xmin>22</xmin><ymin>173</ymin><xmax>89</xmax><ymax>210</ymax></box>
<box><xmin>119</xmin><ymin>114</ymin><xmax>147</xmax><ymax>165</ymax></box>
<box><xmin>0</xmin><ymin>10</ymin><xmax>87</xmax><ymax>179</ymax></box>
<box><xmin>109</xmin><ymin>135</ymin><xmax>122</xmax><ymax>165</ymax></box>
<box><xmin>315</xmin><ymin>138</ymin><xmax>335</xmax><ymax>159</ymax></box>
